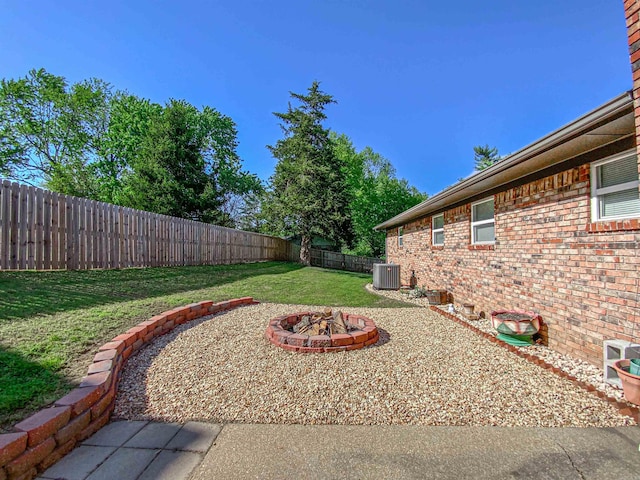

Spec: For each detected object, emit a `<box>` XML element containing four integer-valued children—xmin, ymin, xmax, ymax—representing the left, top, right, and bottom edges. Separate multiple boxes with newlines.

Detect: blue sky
<box><xmin>0</xmin><ymin>0</ymin><xmax>631</xmax><ymax>195</ymax></box>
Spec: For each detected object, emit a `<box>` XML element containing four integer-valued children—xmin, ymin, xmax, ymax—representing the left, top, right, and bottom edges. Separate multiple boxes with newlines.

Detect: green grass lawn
<box><xmin>0</xmin><ymin>261</ymin><xmax>411</xmax><ymax>430</ymax></box>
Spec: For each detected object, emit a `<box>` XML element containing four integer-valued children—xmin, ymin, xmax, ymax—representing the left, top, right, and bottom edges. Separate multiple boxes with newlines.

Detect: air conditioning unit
<box><xmin>373</xmin><ymin>263</ymin><xmax>400</xmax><ymax>290</ymax></box>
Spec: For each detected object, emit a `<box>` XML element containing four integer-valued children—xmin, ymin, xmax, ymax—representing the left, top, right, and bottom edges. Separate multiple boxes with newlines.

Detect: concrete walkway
<box><xmin>39</xmin><ymin>421</ymin><xmax>640</xmax><ymax>480</ymax></box>
<box><xmin>38</xmin><ymin>421</ymin><xmax>219</xmax><ymax>480</ymax></box>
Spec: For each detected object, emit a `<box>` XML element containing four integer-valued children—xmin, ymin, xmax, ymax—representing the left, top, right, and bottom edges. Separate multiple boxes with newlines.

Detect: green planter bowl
<box><xmin>490</xmin><ymin>310</ymin><xmax>541</xmax><ymax>336</ymax></box>
<box><xmin>631</xmin><ymin>358</ymin><xmax>640</xmax><ymax>376</ymax></box>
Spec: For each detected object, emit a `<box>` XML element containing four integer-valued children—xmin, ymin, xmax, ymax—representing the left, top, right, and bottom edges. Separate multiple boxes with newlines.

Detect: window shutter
<box><xmin>598</xmin><ymin>155</ymin><xmax>638</xmax><ymax>188</ymax></box>
<box><xmin>599</xmin><ymin>189</ymin><xmax>640</xmax><ymax>218</ymax></box>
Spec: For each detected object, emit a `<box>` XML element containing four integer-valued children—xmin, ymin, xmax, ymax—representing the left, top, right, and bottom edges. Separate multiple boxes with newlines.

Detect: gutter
<box><xmin>374</xmin><ymin>91</ymin><xmax>634</xmax><ymax>231</ymax></box>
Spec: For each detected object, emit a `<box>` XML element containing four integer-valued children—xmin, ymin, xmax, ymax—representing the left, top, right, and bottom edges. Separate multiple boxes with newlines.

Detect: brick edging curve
<box><xmin>0</xmin><ymin>297</ymin><xmax>258</xmax><ymax>480</ymax></box>
<box><xmin>429</xmin><ymin>305</ymin><xmax>640</xmax><ymax>423</ymax></box>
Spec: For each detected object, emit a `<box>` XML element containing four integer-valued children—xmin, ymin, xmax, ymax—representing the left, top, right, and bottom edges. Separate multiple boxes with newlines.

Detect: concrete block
<box><xmin>603</xmin><ymin>340</ymin><xmax>640</xmax><ymax>387</ymax></box>
<box><xmin>603</xmin><ymin>339</ymin><xmax>640</xmax><ymax>361</ymax></box>
<box><xmin>604</xmin><ymin>362</ymin><xmax>623</xmax><ymax>388</ymax></box>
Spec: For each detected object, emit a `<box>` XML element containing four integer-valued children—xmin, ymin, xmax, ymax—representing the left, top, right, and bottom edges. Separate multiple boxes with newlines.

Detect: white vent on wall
<box><xmin>373</xmin><ymin>263</ymin><xmax>400</xmax><ymax>290</ymax></box>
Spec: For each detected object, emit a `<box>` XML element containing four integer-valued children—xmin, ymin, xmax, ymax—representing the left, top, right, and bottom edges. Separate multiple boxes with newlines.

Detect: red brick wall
<box><xmin>626</xmin><ymin>0</ymin><xmax>640</xmax><ymax>169</ymax></box>
<box><xmin>386</xmin><ymin>164</ymin><xmax>640</xmax><ymax>366</ymax></box>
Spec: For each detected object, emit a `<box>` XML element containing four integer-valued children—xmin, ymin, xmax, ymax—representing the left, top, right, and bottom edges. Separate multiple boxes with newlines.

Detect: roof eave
<box><xmin>374</xmin><ymin>91</ymin><xmax>634</xmax><ymax>231</ymax></box>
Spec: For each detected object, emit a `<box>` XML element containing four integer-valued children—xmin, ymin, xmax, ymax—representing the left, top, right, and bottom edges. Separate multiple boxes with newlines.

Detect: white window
<box><xmin>471</xmin><ymin>197</ymin><xmax>495</xmax><ymax>244</ymax></box>
<box><xmin>591</xmin><ymin>150</ymin><xmax>640</xmax><ymax>221</ymax></box>
<box><xmin>432</xmin><ymin>214</ymin><xmax>444</xmax><ymax>246</ymax></box>
<box><xmin>398</xmin><ymin>226</ymin><xmax>404</xmax><ymax>247</ymax></box>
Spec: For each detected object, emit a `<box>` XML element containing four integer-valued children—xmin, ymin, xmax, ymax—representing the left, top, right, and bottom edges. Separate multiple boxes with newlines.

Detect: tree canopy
<box><xmin>0</xmin><ymin>68</ymin><xmax>260</xmax><ymax>227</ymax></box>
<box><xmin>1</xmin><ymin>70</ymin><xmax>426</xmax><ymax>245</ymax></box>
<box><xmin>333</xmin><ymin>133</ymin><xmax>427</xmax><ymax>257</ymax></box>
<box><xmin>0</xmin><ymin>68</ymin><xmax>110</xmax><ymax>191</ymax></box>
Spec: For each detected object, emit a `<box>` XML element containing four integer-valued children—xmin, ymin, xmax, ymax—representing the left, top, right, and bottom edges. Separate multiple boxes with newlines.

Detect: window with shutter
<box><xmin>591</xmin><ymin>151</ymin><xmax>640</xmax><ymax>221</ymax></box>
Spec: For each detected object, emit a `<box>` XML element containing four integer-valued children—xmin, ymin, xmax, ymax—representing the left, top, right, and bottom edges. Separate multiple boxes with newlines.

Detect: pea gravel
<box><xmin>366</xmin><ymin>284</ymin><xmax>628</xmax><ymax>401</ymax></box>
<box><xmin>113</xmin><ymin>302</ymin><xmax>635</xmax><ymax>427</ymax></box>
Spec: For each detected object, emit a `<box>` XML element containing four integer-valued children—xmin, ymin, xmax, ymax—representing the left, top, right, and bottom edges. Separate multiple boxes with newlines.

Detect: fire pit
<box><xmin>265</xmin><ymin>308</ymin><xmax>379</xmax><ymax>353</ymax></box>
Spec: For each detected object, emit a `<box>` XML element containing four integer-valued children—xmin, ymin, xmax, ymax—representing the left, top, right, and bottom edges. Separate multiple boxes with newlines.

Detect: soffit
<box><xmin>374</xmin><ymin>92</ymin><xmax>635</xmax><ymax>231</ymax></box>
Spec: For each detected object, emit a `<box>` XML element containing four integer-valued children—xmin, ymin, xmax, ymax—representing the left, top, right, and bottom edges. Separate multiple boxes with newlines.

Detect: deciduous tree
<box><xmin>0</xmin><ymin>68</ymin><xmax>110</xmax><ymax>193</ymax></box>
<box><xmin>333</xmin><ymin>133</ymin><xmax>427</xmax><ymax>257</ymax></box>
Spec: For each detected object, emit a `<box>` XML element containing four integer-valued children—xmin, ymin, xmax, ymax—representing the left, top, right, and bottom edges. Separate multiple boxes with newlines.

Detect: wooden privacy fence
<box><xmin>0</xmin><ymin>180</ymin><xmax>299</xmax><ymax>270</ymax></box>
<box><xmin>309</xmin><ymin>249</ymin><xmax>382</xmax><ymax>273</ymax></box>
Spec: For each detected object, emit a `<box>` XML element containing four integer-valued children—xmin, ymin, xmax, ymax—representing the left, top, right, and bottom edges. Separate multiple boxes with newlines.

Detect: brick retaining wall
<box><xmin>0</xmin><ymin>297</ymin><xmax>258</xmax><ymax>480</ymax></box>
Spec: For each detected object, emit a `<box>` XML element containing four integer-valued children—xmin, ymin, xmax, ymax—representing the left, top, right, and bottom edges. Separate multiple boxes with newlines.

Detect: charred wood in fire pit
<box><xmin>292</xmin><ymin>309</ymin><xmax>349</xmax><ymax>336</ymax></box>
<box><xmin>294</xmin><ymin>315</ymin><xmax>312</xmax><ymax>334</ymax></box>
<box><xmin>332</xmin><ymin>311</ymin><xmax>347</xmax><ymax>334</ymax></box>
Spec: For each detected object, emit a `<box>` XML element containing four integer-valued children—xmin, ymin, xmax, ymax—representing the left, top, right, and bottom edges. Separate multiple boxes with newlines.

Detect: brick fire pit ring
<box><xmin>265</xmin><ymin>312</ymin><xmax>379</xmax><ymax>353</ymax></box>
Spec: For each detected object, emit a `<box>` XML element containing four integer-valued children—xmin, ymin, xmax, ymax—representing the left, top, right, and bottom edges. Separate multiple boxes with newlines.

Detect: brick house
<box><xmin>375</xmin><ymin>2</ymin><xmax>640</xmax><ymax>367</ymax></box>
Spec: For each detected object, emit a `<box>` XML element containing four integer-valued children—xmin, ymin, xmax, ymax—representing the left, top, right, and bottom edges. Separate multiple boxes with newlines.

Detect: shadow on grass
<box><xmin>0</xmin><ymin>346</ymin><xmax>70</xmax><ymax>432</ymax></box>
<box><xmin>0</xmin><ymin>261</ymin><xmax>304</xmax><ymax>321</ymax></box>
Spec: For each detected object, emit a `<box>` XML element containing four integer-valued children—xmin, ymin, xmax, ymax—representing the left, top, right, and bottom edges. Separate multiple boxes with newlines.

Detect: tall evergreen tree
<box><xmin>121</xmin><ymin>99</ymin><xmax>242</xmax><ymax>225</ymax></box>
<box><xmin>266</xmin><ymin>82</ymin><xmax>353</xmax><ymax>264</ymax></box>
<box><xmin>473</xmin><ymin>144</ymin><xmax>501</xmax><ymax>171</ymax></box>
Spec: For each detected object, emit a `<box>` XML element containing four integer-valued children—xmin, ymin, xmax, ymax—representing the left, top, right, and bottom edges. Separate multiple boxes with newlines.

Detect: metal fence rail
<box><xmin>309</xmin><ymin>249</ymin><xmax>382</xmax><ymax>273</ymax></box>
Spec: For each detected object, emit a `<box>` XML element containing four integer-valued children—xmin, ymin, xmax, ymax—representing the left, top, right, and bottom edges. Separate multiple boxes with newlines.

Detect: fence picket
<box><xmin>0</xmin><ymin>181</ymin><xmax>11</xmax><ymax>269</ymax></box>
<box><xmin>0</xmin><ymin>180</ymin><xmax>374</xmax><ymax>272</ymax></box>
<box><xmin>42</xmin><ymin>188</ymin><xmax>50</xmax><ymax>269</ymax></box>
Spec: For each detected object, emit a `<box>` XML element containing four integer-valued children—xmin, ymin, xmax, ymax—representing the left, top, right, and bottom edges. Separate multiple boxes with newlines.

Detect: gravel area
<box><xmin>366</xmin><ymin>284</ymin><xmax>626</xmax><ymax>401</ymax></box>
<box><xmin>114</xmin><ymin>302</ymin><xmax>635</xmax><ymax>427</ymax></box>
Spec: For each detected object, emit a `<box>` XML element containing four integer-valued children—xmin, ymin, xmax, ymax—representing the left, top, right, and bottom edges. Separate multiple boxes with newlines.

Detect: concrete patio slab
<box><xmin>123</xmin><ymin>422</ymin><xmax>182</xmax><ymax>449</ymax></box>
<box><xmin>39</xmin><ymin>421</ymin><xmax>216</xmax><ymax>480</ymax></box>
<box><xmin>541</xmin><ymin>427</ymin><xmax>640</xmax><ymax>478</ymax></box>
<box><xmin>137</xmin><ymin>450</ymin><xmax>204</xmax><ymax>480</ymax></box>
<box><xmin>39</xmin><ymin>420</ymin><xmax>640</xmax><ymax>480</ymax></box>
<box><xmin>191</xmin><ymin>424</ymin><xmax>640</xmax><ymax>480</ymax></box>
<box><xmin>85</xmin><ymin>447</ymin><xmax>159</xmax><ymax>480</ymax></box>
<box><xmin>82</xmin><ymin>420</ymin><xmax>148</xmax><ymax>447</ymax></box>
<box><xmin>38</xmin><ymin>445</ymin><xmax>117</xmax><ymax>480</ymax></box>
<box><xmin>164</xmin><ymin>421</ymin><xmax>221</xmax><ymax>452</ymax></box>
